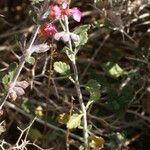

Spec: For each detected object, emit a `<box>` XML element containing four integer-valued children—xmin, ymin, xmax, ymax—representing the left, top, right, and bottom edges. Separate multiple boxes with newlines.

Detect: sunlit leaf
<box><xmin>25</xmin><ymin>56</ymin><xmax>35</xmax><ymax>65</ymax></box>
<box><xmin>79</xmin><ymin>145</ymin><xmax>84</xmax><ymax>150</ymax></box>
<box><xmin>67</xmin><ymin>113</ymin><xmax>82</xmax><ymax>129</ymax></box>
<box><xmin>73</xmin><ymin>25</ymin><xmax>91</xmax><ymax>51</ymax></box>
<box><xmin>34</xmin><ymin>106</ymin><xmax>43</xmax><ymax>117</ymax></box>
<box><xmin>2</xmin><ymin>74</ymin><xmax>9</xmax><ymax>85</ymax></box>
<box><xmin>54</xmin><ymin>61</ymin><xmax>70</xmax><ymax>75</ymax></box>
<box><xmin>103</xmin><ymin>62</ymin><xmax>126</xmax><ymax>78</ymax></box>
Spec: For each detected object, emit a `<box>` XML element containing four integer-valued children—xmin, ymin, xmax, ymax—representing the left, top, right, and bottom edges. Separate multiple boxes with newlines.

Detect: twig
<box><xmin>0</xmin><ymin>26</ymin><xmax>40</xmax><ymax>110</ymax></box>
<box><xmin>63</xmin><ymin>15</ymin><xmax>89</xmax><ymax>149</ymax></box>
<box><xmin>4</xmin><ymin>101</ymin><xmax>84</xmax><ymax>142</ymax></box>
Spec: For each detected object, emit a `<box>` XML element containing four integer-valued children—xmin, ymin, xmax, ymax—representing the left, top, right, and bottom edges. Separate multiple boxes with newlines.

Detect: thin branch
<box><xmin>63</xmin><ymin>15</ymin><xmax>89</xmax><ymax>149</ymax></box>
<box><xmin>4</xmin><ymin>101</ymin><xmax>84</xmax><ymax>142</ymax></box>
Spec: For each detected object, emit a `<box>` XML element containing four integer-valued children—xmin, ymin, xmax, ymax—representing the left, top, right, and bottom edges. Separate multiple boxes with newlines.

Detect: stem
<box><xmin>0</xmin><ymin>26</ymin><xmax>40</xmax><ymax>109</ymax></box>
<box><xmin>63</xmin><ymin>15</ymin><xmax>89</xmax><ymax>149</ymax></box>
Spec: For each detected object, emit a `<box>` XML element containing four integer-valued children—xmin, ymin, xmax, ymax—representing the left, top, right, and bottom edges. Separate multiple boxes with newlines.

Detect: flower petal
<box><xmin>49</xmin><ymin>4</ymin><xmax>61</xmax><ymax>20</ymax></box>
<box><xmin>61</xmin><ymin>33</ymin><xmax>70</xmax><ymax>42</ymax></box>
<box><xmin>14</xmin><ymin>87</ymin><xmax>25</xmax><ymax>96</ymax></box>
<box><xmin>39</xmin><ymin>23</ymin><xmax>57</xmax><ymax>37</ymax></box>
<box><xmin>54</xmin><ymin>32</ymin><xmax>65</xmax><ymax>41</ymax></box>
<box><xmin>16</xmin><ymin>81</ymin><xmax>29</xmax><ymax>89</ymax></box>
<box><xmin>70</xmin><ymin>33</ymin><xmax>80</xmax><ymax>42</ymax></box>
<box><xmin>70</xmin><ymin>7</ymin><xmax>81</xmax><ymax>22</ymax></box>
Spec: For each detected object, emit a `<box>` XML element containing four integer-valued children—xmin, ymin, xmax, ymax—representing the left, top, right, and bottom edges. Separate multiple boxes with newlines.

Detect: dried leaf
<box><xmin>57</xmin><ymin>113</ymin><xmax>70</xmax><ymax>124</ymax></box>
<box><xmin>89</xmin><ymin>134</ymin><xmax>105</xmax><ymax>149</ymax></box>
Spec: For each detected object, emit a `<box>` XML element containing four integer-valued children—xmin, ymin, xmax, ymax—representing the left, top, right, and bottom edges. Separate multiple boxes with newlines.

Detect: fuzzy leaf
<box><xmin>103</xmin><ymin>62</ymin><xmax>126</xmax><ymax>78</ymax></box>
<box><xmin>86</xmin><ymin>79</ymin><xmax>101</xmax><ymax>101</ymax></box>
<box><xmin>67</xmin><ymin>113</ymin><xmax>82</xmax><ymax>129</ymax></box>
<box><xmin>74</xmin><ymin>25</ymin><xmax>91</xmax><ymax>49</ymax></box>
<box><xmin>8</xmin><ymin>62</ymin><xmax>18</xmax><ymax>80</ymax></box>
<box><xmin>25</xmin><ymin>56</ymin><xmax>35</xmax><ymax>65</ymax></box>
<box><xmin>2</xmin><ymin>74</ymin><xmax>9</xmax><ymax>85</ymax></box>
<box><xmin>54</xmin><ymin>61</ymin><xmax>70</xmax><ymax>75</ymax></box>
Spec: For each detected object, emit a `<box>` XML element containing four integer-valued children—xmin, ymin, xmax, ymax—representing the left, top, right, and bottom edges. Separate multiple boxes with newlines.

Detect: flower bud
<box><xmin>39</xmin><ymin>23</ymin><xmax>57</xmax><ymax>37</ymax></box>
<box><xmin>8</xmin><ymin>90</ymin><xmax>17</xmax><ymax>101</ymax></box>
<box><xmin>70</xmin><ymin>33</ymin><xmax>80</xmax><ymax>42</ymax></box>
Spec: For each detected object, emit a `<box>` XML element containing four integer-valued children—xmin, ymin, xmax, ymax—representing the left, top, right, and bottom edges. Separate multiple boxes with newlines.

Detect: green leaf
<box><xmin>25</xmin><ymin>56</ymin><xmax>35</xmax><ymax>65</ymax></box>
<box><xmin>74</xmin><ymin>25</ymin><xmax>91</xmax><ymax>34</ymax></box>
<box><xmin>0</xmin><ymin>73</ymin><xmax>5</xmax><ymax>82</ymax></box>
<box><xmin>21</xmin><ymin>98</ymin><xmax>32</xmax><ymax>113</ymax></box>
<box><xmin>107</xmin><ymin>86</ymin><xmax>134</xmax><ymax>117</ymax></box>
<box><xmin>53</xmin><ymin>61</ymin><xmax>70</xmax><ymax>75</ymax></box>
<box><xmin>46</xmin><ymin>131</ymin><xmax>58</xmax><ymax>143</ymax></box>
<box><xmin>62</xmin><ymin>46</ymin><xmax>72</xmax><ymax>53</ymax></box>
<box><xmin>103</xmin><ymin>62</ymin><xmax>126</xmax><ymax>78</ymax></box>
<box><xmin>74</xmin><ymin>25</ymin><xmax>91</xmax><ymax>50</ymax></box>
<box><xmin>62</xmin><ymin>46</ymin><xmax>74</xmax><ymax>60</ymax></box>
<box><xmin>8</xmin><ymin>62</ymin><xmax>18</xmax><ymax>72</ymax></box>
<box><xmin>85</xmin><ymin>79</ymin><xmax>101</xmax><ymax>101</ymax></box>
<box><xmin>2</xmin><ymin>74</ymin><xmax>9</xmax><ymax>85</ymax></box>
<box><xmin>79</xmin><ymin>145</ymin><xmax>84</xmax><ymax>150</ymax></box>
<box><xmin>8</xmin><ymin>62</ymin><xmax>18</xmax><ymax>80</ymax></box>
<box><xmin>29</xmin><ymin>10</ymin><xmax>37</xmax><ymax>23</ymax></box>
<box><xmin>67</xmin><ymin>113</ymin><xmax>82</xmax><ymax>129</ymax></box>
<box><xmin>29</xmin><ymin>128</ymin><xmax>42</xmax><ymax>140</ymax></box>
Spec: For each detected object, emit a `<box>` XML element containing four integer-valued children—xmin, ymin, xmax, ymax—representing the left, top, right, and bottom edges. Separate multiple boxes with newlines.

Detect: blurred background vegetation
<box><xmin>0</xmin><ymin>0</ymin><xmax>150</xmax><ymax>149</ymax></box>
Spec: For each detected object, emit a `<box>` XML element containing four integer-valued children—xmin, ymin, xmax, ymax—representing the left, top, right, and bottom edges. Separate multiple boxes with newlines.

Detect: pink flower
<box><xmin>49</xmin><ymin>4</ymin><xmax>81</xmax><ymax>22</ymax></box>
<box><xmin>39</xmin><ymin>23</ymin><xmax>57</xmax><ymax>37</ymax></box>
<box><xmin>49</xmin><ymin>4</ymin><xmax>61</xmax><ymax>20</ymax></box>
<box><xmin>70</xmin><ymin>8</ymin><xmax>81</xmax><ymax>22</ymax></box>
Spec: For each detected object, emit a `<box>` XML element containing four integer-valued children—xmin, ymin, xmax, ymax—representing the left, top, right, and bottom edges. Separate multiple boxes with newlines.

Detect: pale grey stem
<box><xmin>63</xmin><ymin>15</ymin><xmax>89</xmax><ymax>149</ymax></box>
<box><xmin>0</xmin><ymin>26</ymin><xmax>40</xmax><ymax>110</ymax></box>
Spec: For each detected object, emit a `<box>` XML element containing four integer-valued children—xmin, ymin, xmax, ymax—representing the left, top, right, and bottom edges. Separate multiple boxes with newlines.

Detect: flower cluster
<box><xmin>49</xmin><ymin>4</ymin><xmax>81</xmax><ymax>22</ymax></box>
<box><xmin>8</xmin><ymin>81</ymin><xmax>29</xmax><ymax>101</ymax></box>
<box><xmin>39</xmin><ymin>23</ymin><xmax>57</xmax><ymax>37</ymax></box>
<box><xmin>39</xmin><ymin>0</ymin><xmax>81</xmax><ymax>39</ymax></box>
